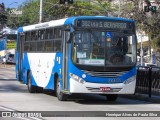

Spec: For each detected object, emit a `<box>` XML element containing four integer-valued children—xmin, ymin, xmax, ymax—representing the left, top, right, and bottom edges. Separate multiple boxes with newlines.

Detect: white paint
<box><xmin>82</xmin><ymin>74</ymin><xmax>86</xmax><ymax>79</ymax></box>
<box><xmin>27</xmin><ymin>53</ymin><xmax>56</xmax><ymax>87</ymax></box>
<box><xmin>70</xmin><ymin>78</ymin><xmax>136</xmax><ymax>94</ymax></box>
<box><xmin>23</xmin><ymin>18</ymin><xmax>67</xmax><ymax>31</ymax></box>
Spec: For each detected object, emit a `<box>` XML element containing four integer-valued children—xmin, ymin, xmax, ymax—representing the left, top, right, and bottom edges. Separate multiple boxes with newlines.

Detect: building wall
<box><xmin>0</xmin><ymin>49</ymin><xmax>15</xmax><ymax>57</ymax></box>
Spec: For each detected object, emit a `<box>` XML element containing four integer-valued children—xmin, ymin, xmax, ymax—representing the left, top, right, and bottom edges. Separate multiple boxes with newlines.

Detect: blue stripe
<box><xmin>18</xmin><ymin>16</ymin><xmax>134</xmax><ymax>32</ymax></box>
<box><xmin>18</xmin><ymin>27</ymin><xmax>23</xmax><ymax>32</ymax></box>
<box><xmin>68</xmin><ymin>59</ymin><xmax>136</xmax><ymax>84</ymax></box>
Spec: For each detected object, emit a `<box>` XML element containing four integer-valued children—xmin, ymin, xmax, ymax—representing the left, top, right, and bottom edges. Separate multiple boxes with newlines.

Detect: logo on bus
<box><xmin>108</xmin><ymin>78</ymin><xmax>122</xmax><ymax>83</ymax></box>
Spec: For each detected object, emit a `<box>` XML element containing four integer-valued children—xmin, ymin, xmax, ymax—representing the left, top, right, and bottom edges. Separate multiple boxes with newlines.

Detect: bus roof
<box><xmin>18</xmin><ymin>16</ymin><xmax>135</xmax><ymax>32</ymax></box>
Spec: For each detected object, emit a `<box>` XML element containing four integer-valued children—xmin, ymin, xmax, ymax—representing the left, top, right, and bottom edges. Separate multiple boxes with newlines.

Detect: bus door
<box><xmin>17</xmin><ymin>33</ymin><xmax>24</xmax><ymax>81</ymax></box>
<box><xmin>62</xmin><ymin>31</ymin><xmax>70</xmax><ymax>91</ymax></box>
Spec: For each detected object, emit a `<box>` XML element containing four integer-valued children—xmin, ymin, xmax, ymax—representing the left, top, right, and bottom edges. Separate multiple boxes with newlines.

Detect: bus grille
<box><xmin>82</xmin><ymin>70</ymin><xmax>127</xmax><ymax>78</ymax></box>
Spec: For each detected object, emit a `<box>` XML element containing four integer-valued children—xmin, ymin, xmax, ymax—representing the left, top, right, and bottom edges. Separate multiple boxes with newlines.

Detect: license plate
<box><xmin>100</xmin><ymin>87</ymin><xmax>111</xmax><ymax>92</ymax></box>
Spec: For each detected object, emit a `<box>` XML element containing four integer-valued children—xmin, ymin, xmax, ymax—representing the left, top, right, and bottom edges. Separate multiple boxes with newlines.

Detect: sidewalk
<box><xmin>0</xmin><ymin>63</ymin><xmax>15</xmax><ymax>68</ymax></box>
<box><xmin>120</xmin><ymin>93</ymin><xmax>160</xmax><ymax>103</ymax></box>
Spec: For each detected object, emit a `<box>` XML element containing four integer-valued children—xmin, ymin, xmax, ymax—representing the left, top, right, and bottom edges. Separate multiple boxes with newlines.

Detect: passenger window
<box><xmin>30</xmin><ymin>42</ymin><xmax>37</xmax><ymax>51</ymax></box>
<box><xmin>37</xmin><ymin>41</ymin><xmax>44</xmax><ymax>51</ymax></box>
<box><xmin>45</xmin><ymin>41</ymin><xmax>53</xmax><ymax>51</ymax></box>
<box><xmin>54</xmin><ymin>40</ymin><xmax>62</xmax><ymax>51</ymax></box>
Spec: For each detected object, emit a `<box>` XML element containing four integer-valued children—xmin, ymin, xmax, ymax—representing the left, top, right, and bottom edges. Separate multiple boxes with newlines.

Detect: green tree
<box><xmin>0</xmin><ymin>13</ymin><xmax>7</xmax><ymax>24</ymax></box>
<box><xmin>7</xmin><ymin>0</ymin><xmax>113</xmax><ymax>27</ymax></box>
<box><xmin>117</xmin><ymin>0</ymin><xmax>160</xmax><ymax>52</ymax></box>
<box><xmin>6</xmin><ymin>8</ymin><xmax>23</xmax><ymax>28</ymax></box>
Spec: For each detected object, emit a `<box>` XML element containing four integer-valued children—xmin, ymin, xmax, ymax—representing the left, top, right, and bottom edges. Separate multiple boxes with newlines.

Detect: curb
<box><xmin>0</xmin><ymin>64</ymin><xmax>15</xmax><ymax>68</ymax></box>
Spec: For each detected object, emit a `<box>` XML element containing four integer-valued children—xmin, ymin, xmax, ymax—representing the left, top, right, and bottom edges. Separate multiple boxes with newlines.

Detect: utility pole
<box><xmin>140</xmin><ymin>34</ymin><xmax>143</xmax><ymax>66</ymax></box>
<box><xmin>39</xmin><ymin>0</ymin><xmax>43</xmax><ymax>23</ymax></box>
<box><xmin>118</xmin><ymin>0</ymin><xmax>121</xmax><ymax>17</ymax></box>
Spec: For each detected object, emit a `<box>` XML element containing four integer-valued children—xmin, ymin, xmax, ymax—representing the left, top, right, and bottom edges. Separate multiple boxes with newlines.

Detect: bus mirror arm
<box><xmin>20</xmin><ymin>32</ymin><xmax>24</xmax><ymax>36</ymax></box>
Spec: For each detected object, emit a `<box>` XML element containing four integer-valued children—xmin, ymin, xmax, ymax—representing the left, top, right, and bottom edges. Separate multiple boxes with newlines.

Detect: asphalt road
<box><xmin>0</xmin><ymin>65</ymin><xmax>160</xmax><ymax>120</ymax></box>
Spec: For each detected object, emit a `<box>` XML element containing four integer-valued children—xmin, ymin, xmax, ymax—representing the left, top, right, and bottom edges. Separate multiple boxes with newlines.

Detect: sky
<box><xmin>0</xmin><ymin>0</ymin><xmax>27</xmax><ymax>8</ymax></box>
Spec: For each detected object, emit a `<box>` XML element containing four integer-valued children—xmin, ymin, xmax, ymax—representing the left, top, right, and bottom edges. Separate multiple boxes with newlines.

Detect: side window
<box><xmin>50</xmin><ymin>28</ymin><xmax>54</xmax><ymax>39</ymax></box>
<box><xmin>24</xmin><ymin>32</ymin><xmax>30</xmax><ymax>51</ymax></box>
<box><xmin>54</xmin><ymin>28</ymin><xmax>62</xmax><ymax>39</ymax></box>
<box><xmin>45</xmin><ymin>41</ymin><xmax>53</xmax><ymax>51</ymax></box>
<box><xmin>23</xmin><ymin>27</ymin><xmax>63</xmax><ymax>52</ymax></box>
<box><xmin>53</xmin><ymin>28</ymin><xmax>63</xmax><ymax>52</ymax></box>
<box><xmin>30</xmin><ymin>42</ymin><xmax>37</xmax><ymax>51</ymax></box>
<box><xmin>24</xmin><ymin>42</ymin><xmax>30</xmax><ymax>51</ymax></box>
<box><xmin>25</xmin><ymin>32</ymin><xmax>30</xmax><ymax>41</ymax></box>
<box><xmin>59</xmin><ymin>29</ymin><xmax>62</xmax><ymax>38</ymax></box>
<box><xmin>31</xmin><ymin>31</ymin><xmax>36</xmax><ymax>41</ymax></box>
<box><xmin>45</xmin><ymin>29</ymin><xmax>50</xmax><ymax>40</ymax></box>
<box><xmin>45</xmin><ymin>28</ymin><xmax>54</xmax><ymax>39</ymax></box>
<box><xmin>36</xmin><ymin>30</ymin><xmax>45</xmax><ymax>41</ymax></box>
<box><xmin>37</xmin><ymin>29</ymin><xmax>45</xmax><ymax>51</ymax></box>
<box><xmin>40</xmin><ymin>29</ymin><xmax>45</xmax><ymax>40</ymax></box>
<box><xmin>35</xmin><ymin>31</ymin><xmax>38</xmax><ymax>40</ymax></box>
<box><xmin>54</xmin><ymin>40</ymin><xmax>61</xmax><ymax>51</ymax></box>
<box><xmin>38</xmin><ymin>30</ymin><xmax>41</xmax><ymax>40</ymax></box>
<box><xmin>37</xmin><ymin>41</ymin><xmax>44</xmax><ymax>51</ymax></box>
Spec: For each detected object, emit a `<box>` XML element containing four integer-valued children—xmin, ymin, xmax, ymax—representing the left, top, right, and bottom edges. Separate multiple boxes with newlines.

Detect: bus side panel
<box><xmin>15</xmin><ymin>51</ymin><xmax>23</xmax><ymax>81</ymax></box>
<box><xmin>23</xmin><ymin>52</ymin><xmax>62</xmax><ymax>89</ymax></box>
<box><xmin>22</xmin><ymin>52</ymin><xmax>30</xmax><ymax>84</ymax></box>
<box><xmin>15</xmin><ymin>51</ymin><xmax>19</xmax><ymax>80</ymax></box>
<box><xmin>45</xmin><ymin>53</ymin><xmax>63</xmax><ymax>90</ymax></box>
<box><xmin>19</xmin><ymin>57</ymin><xmax>24</xmax><ymax>81</ymax></box>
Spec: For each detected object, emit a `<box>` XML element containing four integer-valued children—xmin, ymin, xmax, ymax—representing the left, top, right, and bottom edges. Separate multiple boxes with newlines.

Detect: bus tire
<box><xmin>27</xmin><ymin>72</ymin><xmax>36</xmax><ymax>93</ymax></box>
<box><xmin>35</xmin><ymin>87</ymin><xmax>43</xmax><ymax>93</ymax></box>
<box><xmin>56</xmin><ymin>79</ymin><xmax>68</xmax><ymax>101</ymax></box>
<box><xmin>106</xmin><ymin>94</ymin><xmax>118</xmax><ymax>101</ymax></box>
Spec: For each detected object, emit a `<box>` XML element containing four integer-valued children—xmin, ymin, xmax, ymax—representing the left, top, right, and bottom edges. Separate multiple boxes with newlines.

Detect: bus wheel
<box><xmin>37</xmin><ymin>87</ymin><xmax>43</xmax><ymax>93</ymax></box>
<box><xmin>56</xmin><ymin>79</ymin><xmax>68</xmax><ymax>101</ymax></box>
<box><xmin>27</xmin><ymin>72</ymin><xmax>35</xmax><ymax>93</ymax></box>
<box><xmin>106</xmin><ymin>94</ymin><xmax>118</xmax><ymax>101</ymax></box>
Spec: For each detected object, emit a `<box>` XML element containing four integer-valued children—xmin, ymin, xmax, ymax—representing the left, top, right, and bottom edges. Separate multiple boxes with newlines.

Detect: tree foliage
<box><xmin>6</xmin><ymin>0</ymin><xmax>160</xmax><ymax>50</ymax></box>
<box><xmin>7</xmin><ymin>0</ymin><xmax>112</xmax><ymax>27</ymax></box>
<box><xmin>119</xmin><ymin>0</ymin><xmax>160</xmax><ymax>51</ymax></box>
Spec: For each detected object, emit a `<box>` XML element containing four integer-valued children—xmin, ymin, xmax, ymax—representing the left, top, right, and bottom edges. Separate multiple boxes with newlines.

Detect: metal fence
<box><xmin>136</xmin><ymin>66</ymin><xmax>160</xmax><ymax>97</ymax></box>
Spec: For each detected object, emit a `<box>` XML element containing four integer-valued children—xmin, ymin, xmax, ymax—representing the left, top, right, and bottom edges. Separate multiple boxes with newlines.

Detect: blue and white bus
<box><xmin>16</xmin><ymin>16</ymin><xmax>137</xmax><ymax>101</ymax></box>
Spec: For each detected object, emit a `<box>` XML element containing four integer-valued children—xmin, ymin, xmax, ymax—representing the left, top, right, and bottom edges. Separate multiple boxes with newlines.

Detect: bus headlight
<box><xmin>124</xmin><ymin>76</ymin><xmax>136</xmax><ymax>84</ymax></box>
<box><xmin>70</xmin><ymin>73</ymin><xmax>85</xmax><ymax>84</ymax></box>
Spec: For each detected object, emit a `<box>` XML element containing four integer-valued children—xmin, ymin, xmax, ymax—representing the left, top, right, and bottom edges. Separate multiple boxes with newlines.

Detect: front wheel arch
<box><xmin>54</xmin><ymin>73</ymin><xmax>58</xmax><ymax>95</ymax></box>
<box><xmin>27</xmin><ymin>71</ymin><xmax>35</xmax><ymax>93</ymax></box>
<box><xmin>54</xmin><ymin>75</ymin><xmax>68</xmax><ymax>101</ymax></box>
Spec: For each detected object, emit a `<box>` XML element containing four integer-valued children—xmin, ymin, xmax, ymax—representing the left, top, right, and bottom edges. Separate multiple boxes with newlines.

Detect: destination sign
<box><xmin>76</xmin><ymin>20</ymin><xmax>133</xmax><ymax>30</ymax></box>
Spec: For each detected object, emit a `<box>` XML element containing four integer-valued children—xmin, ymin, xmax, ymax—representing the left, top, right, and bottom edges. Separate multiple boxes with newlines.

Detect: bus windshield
<box><xmin>72</xmin><ymin>31</ymin><xmax>136</xmax><ymax>67</ymax></box>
